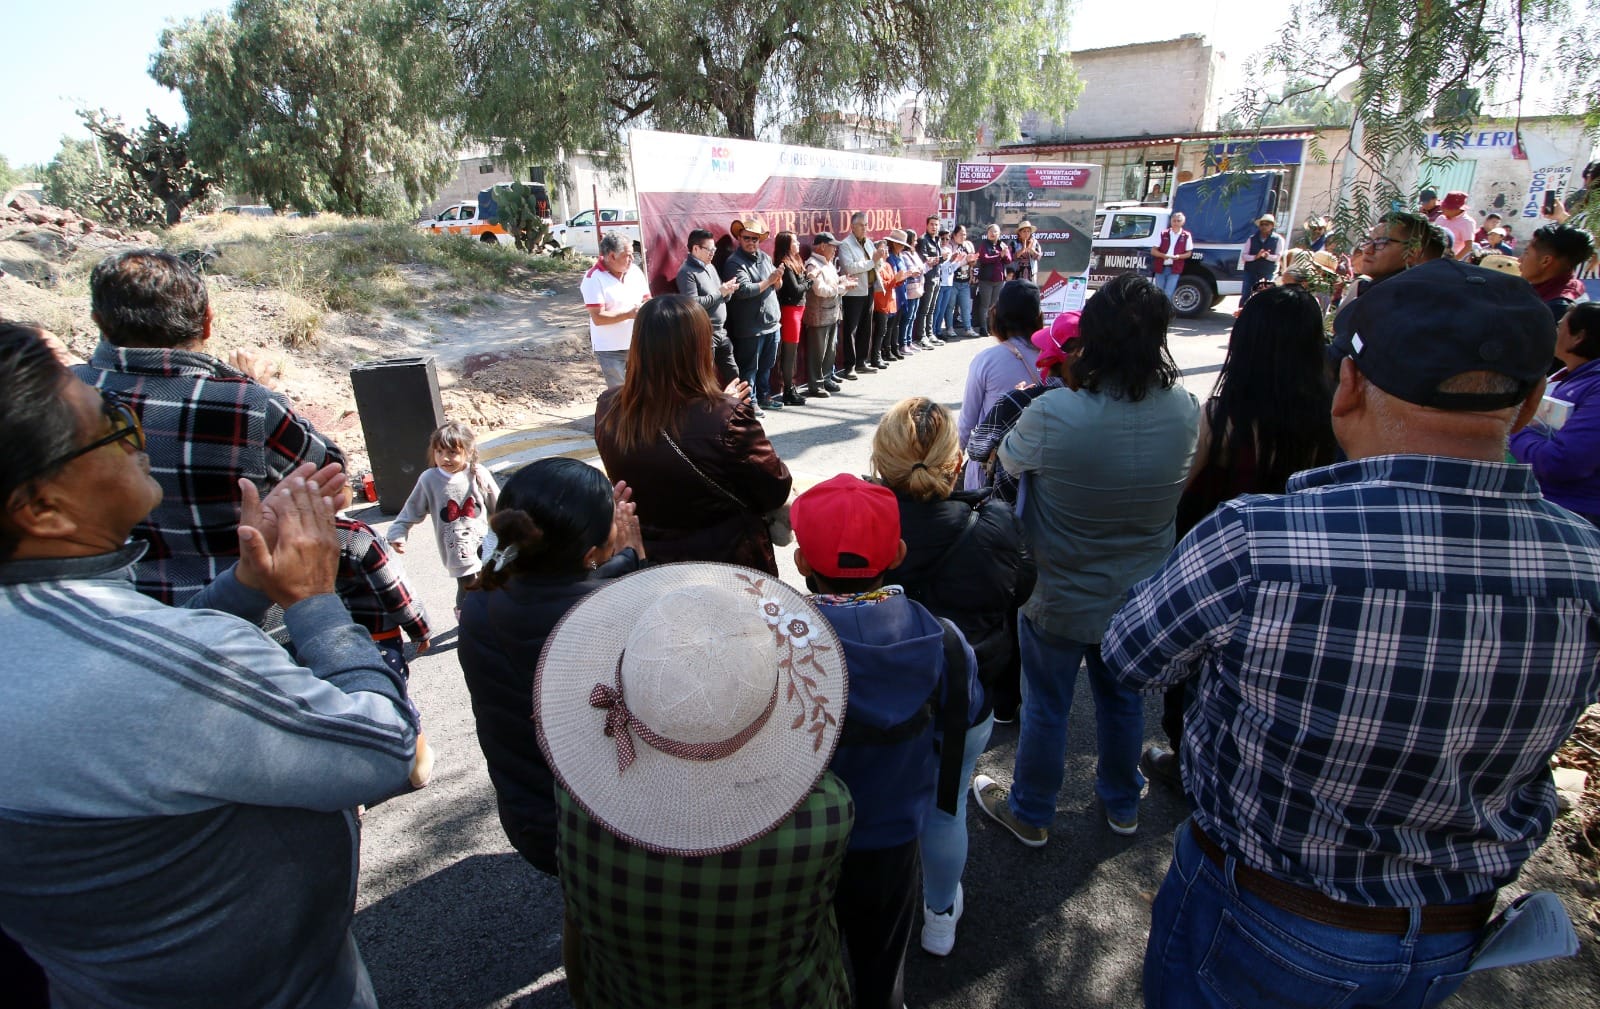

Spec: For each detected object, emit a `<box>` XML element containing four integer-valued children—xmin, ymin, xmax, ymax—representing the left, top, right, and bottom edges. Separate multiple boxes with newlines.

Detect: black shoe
<box><xmin>806</xmin><ymin>385</ymin><xmax>830</xmax><ymax>398</ymax></box>
<box><xmin>857</xmin><ymin>363</ymin><xmax>878</xmax><ymax>373</ymax></box>
<box><xmin>759</xmin><ymin>398</ymin><xmax>783</xmax><ymax>410</ymax></box>
<box><xmin>870</xmin><ymin>358</ymin><xmax>889</xmax><ymax>369</ymax></box>
<box><xmin>1140</xmin><ymin>746</ymin><xmax>1183</xmax><ymax>791</ymax></box>
<box><xmin>839</xmin><ymin>372</ymin><xmax>858</xmax><ymax>381</ymax></box>
<box><xmin>823</xmin><ymin>379</ymin><xmax>842</xmax><ymax>392</ymax></box>
<box><xmin>782</xmin><ymin>389</ymin><xmax>806</xmax><ymax>406</ymax></box>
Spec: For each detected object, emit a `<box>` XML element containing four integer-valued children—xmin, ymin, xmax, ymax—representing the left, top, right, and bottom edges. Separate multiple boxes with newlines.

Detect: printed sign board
<box><xmin>954</xmin><ymin>162</ymin><xmax>1099</xmax><ymax>318</ymax></box>
<box><xmin>630</xmin><ymin>130</ymin><xmax>943</xmax><ymax>294</ymax></box>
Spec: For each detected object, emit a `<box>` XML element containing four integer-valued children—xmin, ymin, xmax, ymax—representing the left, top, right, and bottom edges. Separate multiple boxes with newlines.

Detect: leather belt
<box><xmin>1189</xmin><ymin>820</ymin><xmax>1495</xmax><ymax>936</ymax></box>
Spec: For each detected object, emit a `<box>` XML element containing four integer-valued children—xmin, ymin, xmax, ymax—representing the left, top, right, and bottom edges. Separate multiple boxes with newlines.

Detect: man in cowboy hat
<box><xmin>721</xmin><ymin>215</ymin><xmax>785</xmax><ymax>415</ymax></box>
<box><xmin>1237</xmin><ymin>214</ymin><xmax>1284</xmax><ymax>306</ymax></box>
<box><xmin>536</xmin><ymin>564</ymin><xmax>853</xmax><ymax>1008</ymax></box>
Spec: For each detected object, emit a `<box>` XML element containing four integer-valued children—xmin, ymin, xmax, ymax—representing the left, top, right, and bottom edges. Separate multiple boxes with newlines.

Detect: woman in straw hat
<box><xmin>457</xmin><ymin>458</ymin><xmax>644</xmax><ymax>875</ymax></box>
<box><xmin>595</xmin><ymin>295</ymin><xmax>794</xmax><ymax>574</ymax></box>
<box><xmin>537</xmin><ymin>563</ymin><xmax>852</xmax><ymax>1008</ymax></box>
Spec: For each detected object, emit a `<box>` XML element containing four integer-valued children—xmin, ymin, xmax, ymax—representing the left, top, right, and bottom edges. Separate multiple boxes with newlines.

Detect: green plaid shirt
<box><xmin>557</xmin><ymin>772</ymin><xmax>854</xmax><ymax>1008</ymax></box>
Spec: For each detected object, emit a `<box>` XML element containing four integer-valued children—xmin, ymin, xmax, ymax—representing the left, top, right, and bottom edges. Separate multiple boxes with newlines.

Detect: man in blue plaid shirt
<box><xmin>75</xmin><ymin>250</ymin><xmax>344</xmax><ymax>605</ymax></box>
<box><xmin>1105</xmin><ymin>258</ymin><xmax>1600</xmax><ymax>1009</ymax></box>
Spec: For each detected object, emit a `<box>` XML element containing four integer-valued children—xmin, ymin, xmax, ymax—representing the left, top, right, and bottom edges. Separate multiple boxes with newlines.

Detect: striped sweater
<box><xmin>0</xmin><ymin>545</ymin><xmax>416</xmax><ymax>1009</ymax></box>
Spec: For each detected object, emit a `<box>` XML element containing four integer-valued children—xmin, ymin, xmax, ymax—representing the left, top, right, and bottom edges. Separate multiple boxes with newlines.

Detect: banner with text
<box><xmin>955</xmin><ymin>162</ymin><xmax>1099</xmax><ymax>319</ymax></box>
<box><xmin>630</xmin><ymin>130</ymin><xmax>943</xmax><ymax>294</ymax></box>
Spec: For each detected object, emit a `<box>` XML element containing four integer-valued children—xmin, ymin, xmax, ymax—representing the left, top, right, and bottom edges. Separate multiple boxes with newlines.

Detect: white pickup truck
<box><xmin>546</xmin><ymin>208</ymin><xmax>643</xmax><ymax>259</ymax></box>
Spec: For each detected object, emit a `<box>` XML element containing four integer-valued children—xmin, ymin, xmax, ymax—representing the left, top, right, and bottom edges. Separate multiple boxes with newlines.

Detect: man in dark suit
<box><xmin>675</xmin><ymin>228</ymin><xmax>741</xmax><ymax>383</ymax></box>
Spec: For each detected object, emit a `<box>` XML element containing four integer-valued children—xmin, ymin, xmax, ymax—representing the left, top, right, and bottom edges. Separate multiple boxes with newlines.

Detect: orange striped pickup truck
<box><xmin>416</xmin><ymin>201</ymin><xmax>513</xmax><ymax>245</ymax></box>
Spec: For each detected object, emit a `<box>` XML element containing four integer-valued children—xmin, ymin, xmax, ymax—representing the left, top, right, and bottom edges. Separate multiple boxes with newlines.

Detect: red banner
<box><xmin>639</xmin><ymin>177</ymin><xmax>940</xmax><ymax>295</ymax></box>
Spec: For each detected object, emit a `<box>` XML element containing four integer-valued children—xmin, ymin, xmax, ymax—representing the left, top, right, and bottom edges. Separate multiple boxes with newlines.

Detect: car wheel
<box><xmin>480</xmin><ymin>232</ymin><xmax>497</xmax><ymax>244</ymax></box>
<box><xmin>1171</xmin><ymin>276</ymin><xmax>1213</xmax><ymax>317</ymax></box>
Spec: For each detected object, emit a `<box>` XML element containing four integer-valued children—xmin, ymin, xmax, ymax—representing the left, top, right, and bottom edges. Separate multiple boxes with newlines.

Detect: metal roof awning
<box><xmin>992</xmin><ymin>129</ymin><xmax>1317</xmax><ymax>155</ymax></box>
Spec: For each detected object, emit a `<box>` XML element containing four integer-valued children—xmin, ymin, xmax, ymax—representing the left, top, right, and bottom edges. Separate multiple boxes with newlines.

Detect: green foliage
<box><xmin>491</xmin><ymin>182</ymin><xmax>552</xmax><ymax>253</ymax></box>
<box><xmin>1249</xmin><ymin>0</ymin><xmax>1598</xmax><ymax>242</ymax></box>
<box><xmin>81</xmin><ymin>111</ymin><xmax>221</xmax><ymax>226</ymax></box>
<box><xmin>0</xmin><ymin>155</ymin><xmax>46</xmax><ymax>193</ymax></box>
<box><xmin>1220</xmin><ymin>78</ymin><xmax>1354</xmax><ymax>130</ymax></box>
<box><xmin>413</xmin><ymin>0</ymin><xmax>1079</xmax><ymax>169</ymax></box>
<box><xmin>44</xmin><ymin>138</ymin><xmax>112</xmax><ymax>219</ymax></box>
<box><xmin>152</xmin><ymin>0</ymin><xmax>459</xmax><ymax>217</ymax></box>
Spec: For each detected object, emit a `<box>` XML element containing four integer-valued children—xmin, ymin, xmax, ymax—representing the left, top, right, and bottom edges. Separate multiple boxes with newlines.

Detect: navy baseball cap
<box><xmin>1330</xmin><ymin>258</ymin><xmax>1555</xmax><ymax>411</ymax></box>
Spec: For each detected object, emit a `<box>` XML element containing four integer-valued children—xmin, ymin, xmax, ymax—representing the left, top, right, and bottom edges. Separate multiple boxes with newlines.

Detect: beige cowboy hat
<box><xmin>1016</xmin><ymin>220</ymin><xmax>1035</xmax><ymax>232</ymax></box>
<box><xmin>535</xmin><ymin>563</ymin><xmax>847</xmax><ymax>856</ymax></box>
<box><xmin>1256</xmin><ymin>214</ymin><xmax>1277</xmax><ymax>226</ymax></box>
<box><xmin>728</xmin><ymin>216</ymin><xmax>770</xmax><ymax>240</ymax></box>
<box><xmin>1476</xmin><ymin>253</ymin><xmax>1522</xmax><ymax>276</ymax></box>
<box><xmin>884</xmin><ymin>232</ymin><xmax>912</xmax><ymax>248</ymax></box>
<box><xmin>1310</xmin><ymin>250</ymin><xmax>1340</xmax><ymax>274</ymax></box>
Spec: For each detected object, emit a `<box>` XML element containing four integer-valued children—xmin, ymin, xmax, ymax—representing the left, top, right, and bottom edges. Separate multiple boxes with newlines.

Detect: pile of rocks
<box><xmin>0</xmin><ymin>192</ymin><xmax>159</xmax><ymax>277</ymax></box>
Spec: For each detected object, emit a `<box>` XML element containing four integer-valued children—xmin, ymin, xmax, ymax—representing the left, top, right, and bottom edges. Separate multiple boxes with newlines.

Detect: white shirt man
<box><xmin>581</xmin><ymin>237</ymin><xmax>651</xmax><ymax>388</ymax></box>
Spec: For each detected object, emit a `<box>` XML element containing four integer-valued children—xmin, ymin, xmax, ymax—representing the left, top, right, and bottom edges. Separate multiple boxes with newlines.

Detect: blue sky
<box><xmin>0</xmin><ymin>2</ymin><xmax>1552</xmax><ymax>171</ymax></box>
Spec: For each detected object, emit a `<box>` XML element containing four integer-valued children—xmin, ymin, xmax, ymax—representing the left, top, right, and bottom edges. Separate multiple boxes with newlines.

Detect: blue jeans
<box><xmin>1008</xmin><ymin>615</ymin><xmax>1145</xmax><ymax>827</ymax></box>
<box><xmin>919</xmin><ymin>713</ymin><xmax>995</xmax><ymax>912</ymax></box>
<box><xmin>951</xmin><ymin>283</ymin><xmax>973</xmax><ymax>332</ymax></box>
<box><xmin>899</xmin><ymin>297</ymin><xmax>921</xmax><ymax>347</ymax></box>
<box><xmin>933</xmin><ymin>286</ymin><xmax>955</xmax><ymax>335</ymax></box>
<box><xmin>1145</xmin><ymin>822</ymin><xmax>1479</xmax><ymax>1009</ymax></box>
<box><xmin>735</xmin><ymin>329</ymin><xmax>781</xmax><ymax>403</ymax></box>
<box><xmin>1155</xmin><ymin>271</ymin><xmax>1182</xmax><ymax>301</ymax></box>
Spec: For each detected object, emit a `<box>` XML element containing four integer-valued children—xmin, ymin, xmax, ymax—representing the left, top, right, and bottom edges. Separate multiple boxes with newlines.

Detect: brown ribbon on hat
<box><xmin>589</xmin><ymin>654</ymin><xmax>780</xmax><ymax>773</ymax></box>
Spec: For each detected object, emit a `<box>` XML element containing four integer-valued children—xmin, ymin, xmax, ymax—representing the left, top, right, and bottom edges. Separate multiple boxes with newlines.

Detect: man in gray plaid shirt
<box><xmin>75</xmin><ymin>250</ymin><xmax>344</xmax><ymax>605</ymax></box>
<box><xmin>1105</xmin><ymin>258</ymin><xmax>1600</xmax><ymax>1009</ymax></box>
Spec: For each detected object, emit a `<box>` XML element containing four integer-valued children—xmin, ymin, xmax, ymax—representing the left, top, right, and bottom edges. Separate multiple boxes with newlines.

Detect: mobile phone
<box><xmin>1543</xmin><ymin>190</ymin><xmax>1558</xmax><ymax>214</ymax></box>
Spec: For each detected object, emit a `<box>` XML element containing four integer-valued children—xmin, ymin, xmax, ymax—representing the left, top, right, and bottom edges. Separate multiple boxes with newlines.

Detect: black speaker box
<box><xmin>349</xmin><ymin>357</ymin><xmax>446</xmax><ymax>513</ymax></box>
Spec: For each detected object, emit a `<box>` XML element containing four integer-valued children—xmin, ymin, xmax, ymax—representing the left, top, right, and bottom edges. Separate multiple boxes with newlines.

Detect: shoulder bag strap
<box><xmin>661</xmin><ymin>429</ymin><xmax>749</xmax><ymax>512</ymax></box>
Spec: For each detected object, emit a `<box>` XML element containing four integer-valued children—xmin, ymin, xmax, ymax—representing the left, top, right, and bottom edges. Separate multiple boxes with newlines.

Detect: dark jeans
<box><xmin>805</xmin><ymin>323</ymin><xmax>837</xmax><ymax>387</ymax></box>
<box><xmin>975</xmin><ymin>280</ymin><xmax>1004</xmax><ymax>335</ymax></box>
<box><xmin>870</xmin><ymin>310</ymin><xmax>891</xmax><ymax>363</ymax></box>
<box><xmin>834</xmin><ymin>840</ymin><xmax>920</xmax><ymax>1009</ymax></box>
<box><xmin>841</xmin><ymin>296</ymin><xmax>873</xmax><ymax>373</ymax></box>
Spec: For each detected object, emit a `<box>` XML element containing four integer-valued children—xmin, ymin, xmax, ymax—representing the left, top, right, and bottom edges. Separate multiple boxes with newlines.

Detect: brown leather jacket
<box><xmin>595</xmin><ymin>390</ymin><xmax>793</xmax><ymax>574</ymax></box>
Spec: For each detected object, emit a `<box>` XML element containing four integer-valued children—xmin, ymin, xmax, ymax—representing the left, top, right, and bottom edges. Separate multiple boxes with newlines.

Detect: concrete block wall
<box><xmin>1033</xmin><ymin>36</ymin><xmax>1220</xmax><ymax>141</ymax></box>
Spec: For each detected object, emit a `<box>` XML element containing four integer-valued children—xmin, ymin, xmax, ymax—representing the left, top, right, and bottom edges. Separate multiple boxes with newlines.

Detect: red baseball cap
<box><xmin>790</xmin><ymin>474</ymin><xmax>901</xmax><ymax>579</ymax></box>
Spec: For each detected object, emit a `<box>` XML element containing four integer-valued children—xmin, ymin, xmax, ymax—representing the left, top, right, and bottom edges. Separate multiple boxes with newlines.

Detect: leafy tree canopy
<box><xmin>152</xmin><ymin>0</ymin><xmax>459</xmax><ymax>216</ymax></box>
<box><xmin>0</xmin><ymin>155</ymin><xmax>48</xmax><ymax>194</ymax></box>
<box><xmin>1220</xmin><ymin>78</ymin><xmax>1354</xmax><ymax>130</ymax></box>
<box><xmin>44</xmin><ymin>138</ymin><xmax>109</xmax><ymax>218</ymax></box>
<box><xmin>1240</xmin><ymin>0</ymin><xmax>1600</xmax><ymax>233</ymax></box>
<box><xmin>82</xmin><ymin>111</ymin><xmax>220</xmax><ymax>226</ymax></box>
<box><xmin>413</xmin><ymin>0</ymin><xmax>1080</xmax><ymax>173</ymax></box>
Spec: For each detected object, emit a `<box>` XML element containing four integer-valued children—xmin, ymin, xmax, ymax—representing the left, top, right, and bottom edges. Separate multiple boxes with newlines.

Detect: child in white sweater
<box><xmin>387</xmin><ymin>421</ymin><xmax>500</xmax><ymax>617</ymax></box>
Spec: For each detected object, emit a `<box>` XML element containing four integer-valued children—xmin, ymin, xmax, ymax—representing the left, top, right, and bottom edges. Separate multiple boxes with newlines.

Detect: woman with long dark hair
<box><xmin>1142</xmin><ymin>284</ymin><xmax>1337</xmax><ymax>789</ymax></box>
<box><xmin>1510</xmin><ymin>301</ymin><xmax>1600</xmax><ymax>526</ymax></box>
<box><xmin>974</xmin><ymin>274</ymin><xmax>1198</xmax><ymax>844</ymax></box>
<box><xmin>772</xmin><ymin>231</ymin><xmax>811</xmax><ymax>406</ymax></box>
<box><xmin>956</xmin><ymin>280</ymin><xmax>1042</xmax><ymax>489</ymax></box>
<box><xmin>457</xmin><ymin>458</ymin><xmax>644</xmax><ymax>874</ymax></box>
<box><xmin>594</xmin><ymin>295</ymin><xmax>793</xmax><ymax>573</ymax></box>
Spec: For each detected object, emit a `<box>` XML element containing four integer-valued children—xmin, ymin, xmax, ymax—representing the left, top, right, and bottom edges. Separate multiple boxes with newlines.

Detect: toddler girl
<box><xmin>387</xmin><ymin>421</ymin><xmax>500</xmax><ymax>615</ymax></box>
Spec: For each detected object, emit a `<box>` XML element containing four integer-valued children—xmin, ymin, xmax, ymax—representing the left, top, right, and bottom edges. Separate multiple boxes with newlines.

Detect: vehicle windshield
<box><xmin>570</xmin><ymin>210</ymin><xmax>594</xmax><ymax>226</ymax></box>
<box><xmin>1109</xmin><ymin>214</ymin><xmax>1156</xmax><ymax>240</ymax></box>
<box><xmin>438</xmin><ymin>207</ymin><xmax>459</xmax><ymax>221</ymax></box>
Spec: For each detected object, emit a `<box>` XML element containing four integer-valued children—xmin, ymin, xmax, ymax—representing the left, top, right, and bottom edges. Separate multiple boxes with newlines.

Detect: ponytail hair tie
<box><xmin>911</xmin><ymin>462</ymin><xmax>929</xmax><ymax>471</ymax></box>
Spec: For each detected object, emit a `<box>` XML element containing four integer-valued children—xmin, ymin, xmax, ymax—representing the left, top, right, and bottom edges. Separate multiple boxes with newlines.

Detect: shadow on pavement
<box><xmin>355</xmin><ymin>852</ymin><xmax>565</xmax><ymax>1009</ymax></box>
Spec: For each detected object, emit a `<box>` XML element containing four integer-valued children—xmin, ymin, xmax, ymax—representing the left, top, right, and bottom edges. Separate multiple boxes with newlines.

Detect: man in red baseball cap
<box><xmin>791</xmin><ymin>474</ymin><xmax>985</xmax><ymax>1000</ymax></box>
<box><xmin>1437</xmin><ymin>190</ymin><xmax>1477</xmax><ymax>260</ymax></box>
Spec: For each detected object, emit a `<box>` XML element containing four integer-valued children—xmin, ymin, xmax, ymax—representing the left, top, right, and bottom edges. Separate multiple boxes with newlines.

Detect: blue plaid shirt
<box><xmin>1104</xmin><ymin>455</ymin><xmax>1600</xmax><ymax>907</ymax></box>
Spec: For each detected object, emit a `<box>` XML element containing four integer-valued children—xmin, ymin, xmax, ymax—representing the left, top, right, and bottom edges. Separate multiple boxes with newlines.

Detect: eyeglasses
<box><xmin>39</xmin><ymin>391</ymin><xmax>145</xmax><ymax>474</ymax></box>
<box><xmin>1354</xmin><ymin>237</ymin><xmax>1398</xmax><ymax>252</ymax></box>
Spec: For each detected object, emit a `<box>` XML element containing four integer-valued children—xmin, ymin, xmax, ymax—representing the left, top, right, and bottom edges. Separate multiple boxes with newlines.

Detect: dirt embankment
<box><xmin>0</xmin><ymin>195</ymin><xmax>602</xmax><ymax>473</ymax></box>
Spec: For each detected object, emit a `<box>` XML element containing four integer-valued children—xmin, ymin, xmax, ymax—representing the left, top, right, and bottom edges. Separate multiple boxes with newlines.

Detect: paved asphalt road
<box><xmin>351</xmin><ymin>299</ymin><xmax>1597</xmax><ymax>1008</ymax></box>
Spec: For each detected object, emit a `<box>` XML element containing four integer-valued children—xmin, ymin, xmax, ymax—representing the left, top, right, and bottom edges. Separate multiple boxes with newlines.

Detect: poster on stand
<box><xmin>630</xmin><ymin>130</ymin><xmax>943</xmax><ymax>294</ymax></box>
<box><xmin>954</xmin><ymin>162</ymin><xmax>1099</xmax><ymax>320</ymax></box>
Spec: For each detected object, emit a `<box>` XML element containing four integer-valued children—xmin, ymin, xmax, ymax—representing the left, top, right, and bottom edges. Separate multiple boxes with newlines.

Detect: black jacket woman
<box><xmin>456</xmin><ymin>458</ymin><xmax>644</xmax><ymax>874</ymax></box>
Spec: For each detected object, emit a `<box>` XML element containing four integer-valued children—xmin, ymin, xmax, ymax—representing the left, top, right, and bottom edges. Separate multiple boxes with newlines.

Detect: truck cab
<box><xmin>1087</xmin><ymin>171</ymin><xmax>1283</xmax><ymax>316</ymax></box>
<box><xmin>416</xmin><ymin>202</ymin><xmax>512</xmax><ymax>245</ymax></box>
<box><xmin>547</xmin><ymin>208</ymin><xmax>643</xmax><ymax>259</ymax></box>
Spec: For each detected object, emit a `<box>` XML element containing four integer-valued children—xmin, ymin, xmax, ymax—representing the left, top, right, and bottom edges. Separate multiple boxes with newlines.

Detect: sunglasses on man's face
<box><xmin>42</xmin><ymin>392</ymin><xmax>146</xmax><ymax>473</ymax></box>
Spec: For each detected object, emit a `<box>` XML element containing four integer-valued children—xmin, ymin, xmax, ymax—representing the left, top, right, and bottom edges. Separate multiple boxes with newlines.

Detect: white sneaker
<box><xmin>920</xmin><ymin>883</ymin><xmax>964</xmax><ymax>956</ymax></box>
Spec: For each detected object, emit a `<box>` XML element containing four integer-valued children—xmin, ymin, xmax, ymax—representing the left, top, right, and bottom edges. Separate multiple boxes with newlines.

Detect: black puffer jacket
<box><xmin>456</xmin><ymin>550</ymin><xmax>639</xmax><ymax>875</ymax></box>
<box><xmin>891</xmin><ymin>488</ymin><xmax>1035</xmax><ymax>713</ymax></box>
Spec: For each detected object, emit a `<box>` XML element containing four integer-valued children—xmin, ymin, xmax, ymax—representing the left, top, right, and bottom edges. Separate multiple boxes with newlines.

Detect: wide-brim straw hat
<box><xmin>536</xmin><ymin>563</ymin><xmax>847</xmax><ymax>856</ymax></box>
<box><xmin>1257</xmin><ymin>214</ymin><xmax>1277</xmax><ymax>226</ymax></box>
<box><xmin>1309</xmin><ymin>250</ymin><xmax>1340</xmax><ymax>274</ymax></box>
<box><xmin>884</xmin><ymin>232</ymin><xmax>912</xmax><ymax>248</ymax></box>
<box><xmin>729</xmin><ymin>216</ymin><xmax>769</xmax><ymax>240</ymax></box>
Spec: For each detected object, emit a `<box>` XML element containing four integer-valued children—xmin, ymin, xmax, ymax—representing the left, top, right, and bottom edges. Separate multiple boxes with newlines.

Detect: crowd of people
<box><xmin>2</xmin><ymin>171</ymin><xmax>1599</xmax><ymax>1009</ymax></box>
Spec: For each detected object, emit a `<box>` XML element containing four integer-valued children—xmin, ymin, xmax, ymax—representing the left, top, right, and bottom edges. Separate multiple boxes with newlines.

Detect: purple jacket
<box><xmin>975</xmin><ymin>239</ymin><xmax>1012</xmax><ymax>282</ymax></box>
<box><xmin>1510</xmin><ymin>357</ymin><xmax>1600</xmax><ymax>521</ymax></box>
